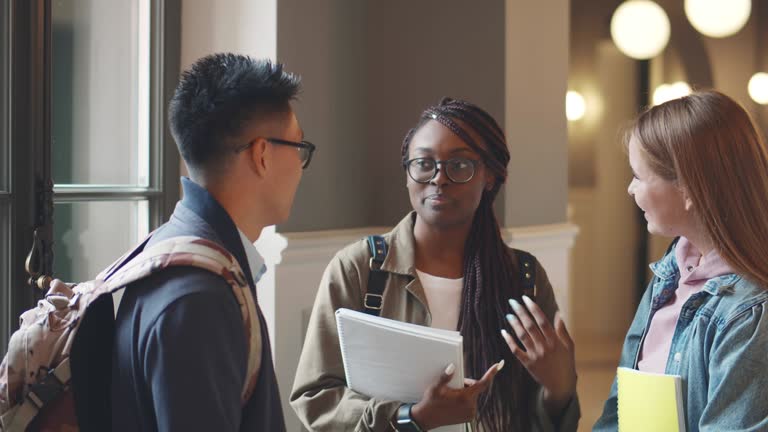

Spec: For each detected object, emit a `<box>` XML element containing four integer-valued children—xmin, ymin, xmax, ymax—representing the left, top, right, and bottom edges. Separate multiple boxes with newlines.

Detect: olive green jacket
<box><xmin>290</xmin><ymin>212</ymin><xmax>580</xmax><ymax>431</ymax></box>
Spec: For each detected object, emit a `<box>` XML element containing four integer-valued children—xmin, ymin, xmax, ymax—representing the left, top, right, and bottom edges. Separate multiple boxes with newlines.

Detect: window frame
<box><xmin>0</xmin><ymin>0</ymin><xmax>7</xmax><ymax>350</ymax></box>
<box><xmin>1</xmin><ymin>0</ymin><xmax>180</xmax><ymax>350</ymax></box>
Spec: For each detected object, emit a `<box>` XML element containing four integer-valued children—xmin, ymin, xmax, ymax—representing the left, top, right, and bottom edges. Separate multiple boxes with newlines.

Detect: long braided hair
<box><xmin>401</xmin><ymin>98</ymin><xmax>535</xmax><ymax>431</ymax></box>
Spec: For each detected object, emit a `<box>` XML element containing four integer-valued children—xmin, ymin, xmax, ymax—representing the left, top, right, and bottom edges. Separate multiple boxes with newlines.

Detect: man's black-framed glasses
<box><xmin>403</xmin><ymin>157</ymin><xmax>479</xmax><ymax>184</ymax></box>
<box><xmin>236</xmin><ymin>138</ymin><xmax>316</xmax><ymax>169</ymax></box>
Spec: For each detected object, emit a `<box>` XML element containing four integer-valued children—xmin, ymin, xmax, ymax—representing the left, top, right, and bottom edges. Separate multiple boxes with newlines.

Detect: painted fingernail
<box><xmin>505</xmin><ymin>313</ymin><xmax>514</xmax><ymax>322</ymax></box>
<box><xmin>501</xmin><ymin>328</ymin><xmax>510</xmax><ymax>338</ymax></box>
<box><xmin>509</xmin><ymin>299</ymin><xmax>521</xmax><ymax>310</ymax></box>
<box><xmin>496</xmin><ymin>359</ymin><xmax>505</xmax><ymax>371</ymax></box>
<box><xmin>522</xmin><ymin>295</ymin><xmax>534</xmax><ymax>306</ymax></box>
<box><xmin>445</xmin><ymin>363</ymin><xmax>456</xmax><ymax>375</ymax></box>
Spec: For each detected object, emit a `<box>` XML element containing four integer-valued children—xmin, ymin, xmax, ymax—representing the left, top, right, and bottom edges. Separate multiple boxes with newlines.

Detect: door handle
<box><xmin>25</xmin><ymin>228</ymin><xmax>52</xmax><ymax>290</ymax></box>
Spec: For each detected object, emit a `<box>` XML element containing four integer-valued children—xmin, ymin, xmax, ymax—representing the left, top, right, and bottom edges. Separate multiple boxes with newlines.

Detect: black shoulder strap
<box><xmin>363</xmin><ymin>235</ymin><xmax>388</xmax><ymax>316</ymax></box>
<box><xmin>515</xmin><ymin>249</ymin><xmax>536</xmax><ymax>299</ymax></box>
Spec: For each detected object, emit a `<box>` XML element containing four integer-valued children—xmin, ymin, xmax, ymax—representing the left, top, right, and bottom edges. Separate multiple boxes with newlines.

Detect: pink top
<box><xmin>415</xmin><ymin>269</ymin><xmax>463</xmax><ymax>331</ymax></box>
<box><xmin>638</xmin><ymin>237</ymin><xmax>733</xmax><ymax>373</ymax></box>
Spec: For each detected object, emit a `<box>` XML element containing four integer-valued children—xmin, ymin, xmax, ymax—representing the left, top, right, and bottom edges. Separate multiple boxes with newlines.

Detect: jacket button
<box><xmin>673</xmin><ymin>352</ymin><xmax>682</xmax><ymax>362</ymax></box>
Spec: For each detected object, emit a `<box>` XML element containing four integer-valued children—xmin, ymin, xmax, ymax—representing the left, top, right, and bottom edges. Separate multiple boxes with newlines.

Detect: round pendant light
<box><xmin>611</xmin><ymin>1</ymin><xmax>671</xmax><ymax>60</ymax></box>
<box><xmin>652</xmin><ymin>82</ymin><xmax>692</xmax><ymax>106</ymax></box>
<box><xmin>748</xmin><ymin>72</ymin><xmax>768</xmax><ymax>105</ymax></box>
<box><xmin>685</xmin><ymin>0</ymin><xmax>751</xmax><ymax>38</ymax></box>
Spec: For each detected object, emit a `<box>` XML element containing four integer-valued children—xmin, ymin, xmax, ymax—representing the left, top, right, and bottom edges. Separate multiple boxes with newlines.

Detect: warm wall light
<box><xmin>566</xmin><ymin>91</ymin><xmax>586</xmax><ymax>121</ymax></box>
<box><xmin>685</xmin><ymin>0</ymin><xmax>751</xmax><ymax>38</ymax></box>
<box><xmin>611</xmin><ymin>0</ymin><xmax>670</xmax><ymax>60</ymax></box>
<box><xmin>748</xmin><ymin>72</ymin><xmax>768</xmax><ymax>105</ymax></box>
<box><xmin>653</xmin><ymin>81</ymin><xmax>692</xmax><ymax>105</ymax></box>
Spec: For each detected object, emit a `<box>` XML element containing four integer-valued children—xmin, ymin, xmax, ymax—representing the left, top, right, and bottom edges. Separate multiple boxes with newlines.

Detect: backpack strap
<box><xmin>105</xmin><ymin>236</ymin><xmax>261</xmax><ymax>404</ymax></box>
<box><xmin>515</xmin><ymin>250</ymin><xmax>537</xmax><ymax>299</ymax></box>
<box><xmin>95</xmin><ymin>231</ymin><xmax>155</xmax><ymax>281</ymax></box>
<box><xmin>1</xmin><ymin>357</ymin><xmax>74</xmax><ymax>432</ymax></box>
<box><xmin>363</xmin><ymin>235</ymin><xmax>388</xmax><ymax>316</ymax></box>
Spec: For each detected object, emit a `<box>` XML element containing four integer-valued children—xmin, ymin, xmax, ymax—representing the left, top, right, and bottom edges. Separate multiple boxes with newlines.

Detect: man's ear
<box><xmin>247</xmin><ymin>137</ymin><xmax>270</xmax><ymax>178</ymax></box>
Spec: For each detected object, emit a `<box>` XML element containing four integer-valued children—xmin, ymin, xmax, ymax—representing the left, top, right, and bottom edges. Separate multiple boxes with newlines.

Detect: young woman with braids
<box><xmin>291</xmin><ymin>98</ymin><xmax>579</xmax><ymax>431</ymax></box>
<box><xmin>594</xmin><ymin>91</ymin><xmax>768</xmax><ymax>431</ymax></box>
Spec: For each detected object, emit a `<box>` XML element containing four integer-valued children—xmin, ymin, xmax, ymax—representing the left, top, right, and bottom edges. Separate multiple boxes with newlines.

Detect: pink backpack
<box><xmin>0</xmin><ymin>236</ymin><xmax>261</xmax><ymax>431</ymax></box>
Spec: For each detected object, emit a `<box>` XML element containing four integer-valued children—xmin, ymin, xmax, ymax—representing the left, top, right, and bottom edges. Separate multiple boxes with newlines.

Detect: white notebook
<box><xmin>335</xmin><ymin>308</ymin><xmax>465</xmax><ymax>432</ymax></box>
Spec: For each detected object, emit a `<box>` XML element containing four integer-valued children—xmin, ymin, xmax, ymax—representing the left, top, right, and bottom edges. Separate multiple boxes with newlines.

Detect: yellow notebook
<box><xmin>617</xmin><ymin>367</ymin><xmax>686</xmax><ymax>432</ymax></box>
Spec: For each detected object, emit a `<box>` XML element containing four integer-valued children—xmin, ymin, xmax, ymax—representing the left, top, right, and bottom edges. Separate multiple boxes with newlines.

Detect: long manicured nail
<box><xmin>496</xmin><ymin>359</ymin><xmax>505</xmax><ymax>371</ymax></box>
<box><xmin>506</xmin><ymin>313</ymin><xmax>515</xmax><ymax>323</ymax></box>
<box><xmin>501</xmin><ymin>328</ymin><xmax>510</xmax><ymax>338</ymax></box>
<box><xmin>508</xmin><ymin>299</ymin><xmax>522</xmax><ymax>311</ymax></box>
<box><xmin>522</xmin><ymin>295</ymin><xmax>534</xmax><ymax>307</ymax></box>
<box><xmin>445</xmin><ymin>363</ymin><xmax>456</xmax><ymax>375</ymax></box>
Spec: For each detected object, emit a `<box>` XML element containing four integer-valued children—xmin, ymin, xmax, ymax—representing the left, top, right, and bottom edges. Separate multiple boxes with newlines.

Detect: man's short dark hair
<box><xmin>169</xmin><ymin>53</ymin><xmax>301</xmax><ymax>174</ymax></box>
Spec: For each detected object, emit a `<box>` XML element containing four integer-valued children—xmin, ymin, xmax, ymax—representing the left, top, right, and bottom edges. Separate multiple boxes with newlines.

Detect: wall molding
<box><xmin>502</xmin><ymin>222</ymin><xmax>579</xmax><ymax>251</ymax></box>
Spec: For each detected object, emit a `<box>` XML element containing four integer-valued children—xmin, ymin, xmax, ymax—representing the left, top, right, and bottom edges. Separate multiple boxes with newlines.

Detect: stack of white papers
<box><xmin>335</xmin><ymin>308</ymin><xmax>465</xmax><ymax>432</ymax></box>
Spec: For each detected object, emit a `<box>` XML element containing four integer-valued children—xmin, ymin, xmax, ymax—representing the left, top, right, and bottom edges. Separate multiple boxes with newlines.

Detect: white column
<box><xmin>504</xmin><ymin>0</ymin><xmax>577</xmax><ymax>327</ymax></box>
<box><xmin>504</xmin><ymin>0</ymin><xmax>570</xmax><ymax>227</ymax></box>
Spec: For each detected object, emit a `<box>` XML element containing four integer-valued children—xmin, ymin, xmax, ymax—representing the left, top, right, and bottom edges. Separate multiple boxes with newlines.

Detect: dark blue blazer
<box><xmin>106</xmin><ymin>178</ymin><xmax>286</xmax><ymax>432</ymax></box>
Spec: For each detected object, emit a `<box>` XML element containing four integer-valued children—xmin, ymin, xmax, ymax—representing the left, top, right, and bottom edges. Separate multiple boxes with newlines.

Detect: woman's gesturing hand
<box><xmin>410</xmin><ymin>360</ymin><xmax>504</xmax><ymax>430</ymax></box>
<box><xmin>501</xmin><ymin>295</ymin><xmax>577</xmax><ymax>417</ymax></box>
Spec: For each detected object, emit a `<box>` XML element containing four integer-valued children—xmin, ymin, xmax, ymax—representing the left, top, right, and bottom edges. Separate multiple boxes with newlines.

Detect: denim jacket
<box><xmin>593</xmin><ymin>244</ymin><xmax>768</xmax><ymax>432</ymax></box>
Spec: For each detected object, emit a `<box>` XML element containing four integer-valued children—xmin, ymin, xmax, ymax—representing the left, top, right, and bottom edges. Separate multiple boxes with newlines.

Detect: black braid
<box><xmin>401</xmin><ymin>98</ymin><xmax>535</xmax><ymax>431</ymax></box>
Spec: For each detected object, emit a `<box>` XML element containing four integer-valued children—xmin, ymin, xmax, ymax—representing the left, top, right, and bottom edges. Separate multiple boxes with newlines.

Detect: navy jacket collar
<box><xmin>179</xmin><ymin>177</ymin><xmax>257</xmax><ymax>289</ymax></box>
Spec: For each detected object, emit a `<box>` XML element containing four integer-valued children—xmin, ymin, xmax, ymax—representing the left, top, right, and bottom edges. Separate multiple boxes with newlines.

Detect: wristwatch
<box><xmin>395</xmin><ymin>403</ymin><xmax>425</xmax><ymax>432</ymax></box>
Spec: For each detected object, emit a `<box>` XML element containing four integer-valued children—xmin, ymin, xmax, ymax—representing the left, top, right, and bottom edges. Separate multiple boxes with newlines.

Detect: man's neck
<box><xmin>198</xmin><ymin>177</ymin><xmax>267</xmax><ymax>243</ymax></box>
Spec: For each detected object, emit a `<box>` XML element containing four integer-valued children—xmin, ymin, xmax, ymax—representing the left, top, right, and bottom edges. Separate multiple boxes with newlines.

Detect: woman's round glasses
<box><xmin>403</xmin><ymin>157</ymin><xmax>479</xmax><ymax>184</ymax></box>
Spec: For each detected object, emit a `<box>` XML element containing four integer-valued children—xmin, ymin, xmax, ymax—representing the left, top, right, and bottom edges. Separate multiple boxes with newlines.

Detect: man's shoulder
<box><xmin>131</xmin><ymin>212</ymin><xmax>238</xmax><ymax>312</ymax></box>
<box><xmin>118</xmin><ymin>265</ymin><xmax>239</xmax><ymax>329</ymax></box>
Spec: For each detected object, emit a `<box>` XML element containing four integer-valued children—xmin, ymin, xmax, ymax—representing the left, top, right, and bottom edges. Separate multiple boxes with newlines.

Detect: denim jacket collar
<box><xmin>649</xmin><ymin>245</ymin><xmax>741</xmax><ymax>296</ymax></box>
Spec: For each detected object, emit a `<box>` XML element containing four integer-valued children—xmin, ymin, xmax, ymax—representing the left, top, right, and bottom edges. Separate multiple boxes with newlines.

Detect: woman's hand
<box><xmin>501</xmin><ymin>295</ymin><xmax>577</xmax><ymax>417</ymax></box>
<box><xmin>410</xmin><ymin>360</ymin><xmax>503</xmax><ymax>430</ymax></box>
